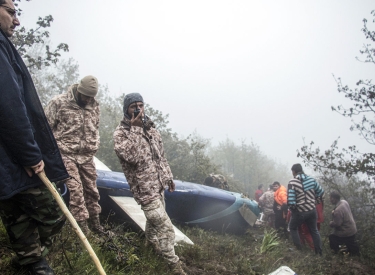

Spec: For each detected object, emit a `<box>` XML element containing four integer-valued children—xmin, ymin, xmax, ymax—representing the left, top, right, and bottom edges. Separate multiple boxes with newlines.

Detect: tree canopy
<box><xmin>13</xmin><ymin>0</ymin><xmax>290</xmax><ymax>197</ymax></box>
<box><xmin>11</xmin><ymin>0</ymin><xmax>68</xmax><ymax>70</ymax></box>
<box><xmin>298</xmin><ymin>11</ymin><xmax>375</xmax><ymax>187</ymax></box>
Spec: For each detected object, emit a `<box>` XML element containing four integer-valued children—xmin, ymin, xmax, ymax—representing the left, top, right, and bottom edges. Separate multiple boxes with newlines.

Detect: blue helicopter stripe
<box><xmin>185</xmin><ymin>194</ymin><xmax>246</xmax><ymax>224</ymax></box>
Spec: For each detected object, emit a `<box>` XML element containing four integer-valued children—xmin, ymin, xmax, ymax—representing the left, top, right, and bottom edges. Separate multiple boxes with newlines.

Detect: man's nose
<box><xmin>14</xmin><ymin>17</ymin><xmax>20</xmax><ymax>26</ymax></box>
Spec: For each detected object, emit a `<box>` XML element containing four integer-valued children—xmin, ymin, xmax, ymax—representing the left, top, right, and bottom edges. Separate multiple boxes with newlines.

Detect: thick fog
<box><xmin>19</xmin><ymin>0</ymin><xmax>375</xmax><ymax>167</ymax></box>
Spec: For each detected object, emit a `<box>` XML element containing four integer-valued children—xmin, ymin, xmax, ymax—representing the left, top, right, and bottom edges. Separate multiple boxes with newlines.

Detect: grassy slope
<box><xmin>0</xmin><ymin>219</ymin><xmax>374</xmax><ymax>275</ymax></box>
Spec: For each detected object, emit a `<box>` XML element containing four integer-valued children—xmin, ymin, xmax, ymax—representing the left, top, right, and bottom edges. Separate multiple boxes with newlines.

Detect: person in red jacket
<box><xmin>272</xmin><ymin>181</ymin><xmax>288</xmax><ymax>237</ymax></box>
<box><xmin>254</xmin><ymin>184</ymin><xmax>264</xmax><ymax>202</ymax></box>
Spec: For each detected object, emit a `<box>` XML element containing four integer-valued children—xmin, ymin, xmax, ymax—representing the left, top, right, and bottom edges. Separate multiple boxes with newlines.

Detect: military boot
<box><xmin>169</xmin><ymin>261</ymin><xmax>187</xmax><ymax>275</ymax></box>
<box><xmin>11</xmin><ymin>255</ymin><xmax>20</xmax><ymax>267</ymax></box>
<box><xmin>88</xmin><ymin>215</ymin><xmax>114</xmax><ymax>237</ymax></box>
<box><xmin>77</xmin><ymin>220</ymin><xmax>91</xmax><ymax>236</ymax></box>
<box><xmin>26</xmin><ymin>257</ymin><xmax>55</xmax><ymax>275</ymax></box>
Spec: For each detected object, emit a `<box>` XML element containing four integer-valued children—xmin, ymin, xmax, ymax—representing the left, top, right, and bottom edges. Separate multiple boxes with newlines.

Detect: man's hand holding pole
<box><xmin>24</xmin><ymin>160</ymin><xmax>45</xmax><ymax>177</ymax></box>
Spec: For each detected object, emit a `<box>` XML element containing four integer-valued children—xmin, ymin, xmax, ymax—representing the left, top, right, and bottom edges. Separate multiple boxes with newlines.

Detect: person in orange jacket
<box><xmin>272</xmin><ymin>181</ymin><xmax>288</xmax><ymax>237</ymax></box>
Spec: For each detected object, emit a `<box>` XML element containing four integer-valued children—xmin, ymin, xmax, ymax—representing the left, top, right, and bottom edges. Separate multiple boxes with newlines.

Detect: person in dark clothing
<box><xmin>0</xmin><ymin>1</ymin><xmax>69</xmax><ymax>274</ymax></box>
<box><xmin>329</xmin><ymin>191</ymin><xmax>359</xmax><ymax>256</ymax></box>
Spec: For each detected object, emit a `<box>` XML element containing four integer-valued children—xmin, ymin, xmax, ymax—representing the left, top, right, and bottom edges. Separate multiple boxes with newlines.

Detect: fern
<box><xmin>260</xmin><ymin>229</ymin><xmax>280</xmax><ymax>254</ymax></box>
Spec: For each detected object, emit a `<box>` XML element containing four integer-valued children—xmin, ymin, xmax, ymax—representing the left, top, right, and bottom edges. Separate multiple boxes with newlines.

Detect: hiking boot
<box><xmin>77</xmin><ymin>220</ymin><xmax>91</xmax><ymax>236</ymax></box>
<box><xmin>88</xmin><ymin>215</ymin><xmax>114</xmax><ymax>237</ymax></box>
<box><xmin>169</xmin><ymin>261</ymin><xmax>187</xmax><ymax>275</ymax></box>
<box><xmin>26</xmin><ymin>257</ymin><xmax>55</xmax><ymax>275</ymax></box>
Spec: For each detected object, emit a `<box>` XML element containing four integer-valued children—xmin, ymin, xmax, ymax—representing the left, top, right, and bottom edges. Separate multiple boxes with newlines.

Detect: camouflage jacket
<box><xmin>210</xmin><ymin>174</ymin><xmax>229</xmax><ymax>190</ymax></box>
<box><xmin>45</xmin><ymin>84</ymin><xmax>100</xmax><ymax>164</ymax></box>
<box><xmin>113</xmin><ymin>117</ymin><xmax>173</xmax><ymax>206</ymax></box>
<box><xmin>259</xmin><ymin>190</ymin><xmax>275</xmax><ymax>213</ymax></box>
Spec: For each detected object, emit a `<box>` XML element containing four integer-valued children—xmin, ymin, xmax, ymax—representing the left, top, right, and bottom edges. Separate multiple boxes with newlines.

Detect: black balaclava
<box><xmin>123</xmin><ymin>93</ymin><xmax>144</xmax><ymax>119</ymax></box>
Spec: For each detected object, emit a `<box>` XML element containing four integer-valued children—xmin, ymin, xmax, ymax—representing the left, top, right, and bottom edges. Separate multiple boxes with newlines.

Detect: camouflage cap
<box><xmin>123</xmin><ymin>93</ymin><xmax>144</xmax><ymax>116</ymax></box>
<box><xmin>77</xmin><ymin>75</ymin><xmax>98</xmax><ymax>97</ymax></box>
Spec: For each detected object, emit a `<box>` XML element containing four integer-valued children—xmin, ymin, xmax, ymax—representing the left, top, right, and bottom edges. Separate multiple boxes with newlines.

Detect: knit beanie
<box><xmin>123</xmin><ymin>93</ymin><xmax>144</xmax><ymax>117</ymax></box>
<box><xmin>77</xmin><ymin>75</ymin><xmax>98</xmax><ymax>97</ymax></box>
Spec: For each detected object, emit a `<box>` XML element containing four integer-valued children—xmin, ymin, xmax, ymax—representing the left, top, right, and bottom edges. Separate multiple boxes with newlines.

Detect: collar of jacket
<box><xmin>120</xmin><ymin>116</ymin><xmax>131</xmax><ymax>130</ymax></box>
<box><xmin>0</xmin><ymin>29</ymin><xmax>8</xmax><ymax>42</ymax></box>
<box><xmin>333</xmin><ymin>199</ymin><xmax>342</xmax><ymax>210</ymax></box>
<box><xmin>120</xmin><ymin>116</ymin><xmax>155</xmax><ymax>131</ymax></box>
<box><xmin>295</xmin><ymin>173</ymin><xmax>307</xmax><ymax>181</ymax></box>
<box><xmin>67</xmin><ymin>84</ymin><xmax>98</xmax><ymax>110</ymax></box>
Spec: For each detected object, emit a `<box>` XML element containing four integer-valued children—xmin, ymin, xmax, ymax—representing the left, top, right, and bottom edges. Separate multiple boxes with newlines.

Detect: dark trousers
<box><xmin>289</xmin><ymin>209</ymin><xmax>322</xmax><ymax>254</ymax></box>
<box><xmin>329</xmin><ymin>234</ymin><xmax>359</xmax><ymax>255</ymax></box>
<box><xmin>274</xmin><ymin>209</ymin><xmax>287</xmax><ymax>236</ymax></box>
<box><xmin>274</xmin><ymin>202</ymin><xmax>288</xmax><ymax>232</ymax></box>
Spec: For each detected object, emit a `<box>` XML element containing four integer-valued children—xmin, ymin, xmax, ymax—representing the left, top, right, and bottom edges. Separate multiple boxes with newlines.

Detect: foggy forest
<box><xmin>1</xmin><ymin>1</ymin><xmax>375</xmax><ymax>274</ymax></box>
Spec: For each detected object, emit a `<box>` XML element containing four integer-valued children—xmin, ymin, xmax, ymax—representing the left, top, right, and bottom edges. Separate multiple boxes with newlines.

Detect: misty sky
<box><xmin>19</xmin><ymin>0</ymin><xmax>374</xmax><ymax>168</ymax></box>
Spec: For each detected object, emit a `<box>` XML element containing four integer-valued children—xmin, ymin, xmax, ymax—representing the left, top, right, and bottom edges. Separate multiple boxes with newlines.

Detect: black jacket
<box><xmin>0</xmin><ymin>30</ymin><xmax>69</xmax><ymax>200</ymax></box>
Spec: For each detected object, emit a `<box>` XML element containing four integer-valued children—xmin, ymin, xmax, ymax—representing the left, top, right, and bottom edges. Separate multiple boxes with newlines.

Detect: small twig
<box><xmin>61</xmin><ymin>242</ymin><xmax>72</xmax><ymax>270</ymax></box>
<box><xmin>272</xmin><ymin>257</ymin><xmax>284</xmax><ymax>267</ymax></box>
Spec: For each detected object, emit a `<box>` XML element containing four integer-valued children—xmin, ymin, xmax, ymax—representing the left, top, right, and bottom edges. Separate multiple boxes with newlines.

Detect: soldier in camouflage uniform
<box><xmin>114</xmin><ymin>93</ymin><xmax>187</xmax><ymax>275</ymax></box>
<box><xmin>45</xmin><ymin>76</ymin><xmax>107</xmax><ymax>235</ymax></box>
<box><xmin>0</xmin><ymin>1</ymin><xmax>69</xmax><ymax>273</ymax></box>
<box><xmin>258</xmin><ymin>185</ymin><xmax>275</xmax><ymax>227</ymax></box>
<box><xmin>204</xmin><ymin>174</ymin><xmax>230</xmax><ymax>190</ymax></box>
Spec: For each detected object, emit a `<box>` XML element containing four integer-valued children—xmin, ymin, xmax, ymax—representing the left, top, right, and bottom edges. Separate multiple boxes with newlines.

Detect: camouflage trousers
<box><xmin>141</xmin><ymin>197</ymin><xmax>179</xmax><ymax>265</ymax></box>
<box><xmin>0</xmin><ymin>184</ymin><xmax>65</xmax><ymax>265</ymax></box>
<box><xmin>63</xmin><ymin>156</ymin><xmax>101</xmax><ymax>222</ymax></box>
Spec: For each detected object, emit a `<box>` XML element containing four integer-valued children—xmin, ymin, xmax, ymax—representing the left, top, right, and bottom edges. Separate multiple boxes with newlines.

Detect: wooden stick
<box><xmin>38</xmin><ymin>171</ymin><xmax>107</xmax><ymax>275</ymax></box>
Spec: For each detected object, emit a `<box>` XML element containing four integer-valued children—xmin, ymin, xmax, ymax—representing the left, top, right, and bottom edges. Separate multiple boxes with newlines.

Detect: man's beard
<box><xmin>76</xmin><ymin>93</ymin><xmax>88</xmax><ymax>108</ymax></box>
